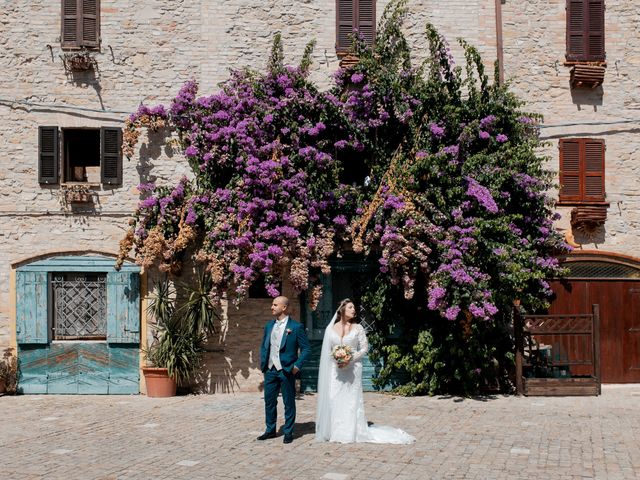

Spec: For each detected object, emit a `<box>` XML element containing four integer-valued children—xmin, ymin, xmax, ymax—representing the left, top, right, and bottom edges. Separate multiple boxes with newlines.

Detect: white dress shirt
<box><xmin>268</xmin><ymin>316</ymin><xmax>288</xmax><ymax>370</ymax></box>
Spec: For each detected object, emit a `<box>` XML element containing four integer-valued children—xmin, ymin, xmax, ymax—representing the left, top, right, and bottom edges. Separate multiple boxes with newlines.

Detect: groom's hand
<box><xmin>291</xmin><ymin>366</ymin><xmax>300</xmax><ymax>375</ymax></box>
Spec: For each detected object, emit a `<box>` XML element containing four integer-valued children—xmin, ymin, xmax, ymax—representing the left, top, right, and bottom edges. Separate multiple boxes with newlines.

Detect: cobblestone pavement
<box><xmin>1</xmin><ymin>385</ymin><xmax>640</xmax><ymax>480</ymax></box>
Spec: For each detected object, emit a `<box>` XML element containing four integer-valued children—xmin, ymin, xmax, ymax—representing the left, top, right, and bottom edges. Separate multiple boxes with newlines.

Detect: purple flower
<box><xmin>517</xmin><ymin>116</ymin><xmax>534</xmax><ymax>124</ymax></box>
<box><xmin>383</xmin><ymin>195</ymin><xmax>405</xmax><ymax>210</ymax></box>
<box><xmin>185</xmin><ymin>208</ymin><xmax>197</xmax><ymax>225</ymax></box>
<box><xmin>332</xmin><ymin>215</ymin><xmax>348</xmax><ymax>226</ymax></box>
<box><xmin>483</xmin><ymin>302</ymin><xmax>498</xmax><ymax>316</ymax></box>
<box><xmin>496</xmin><ymin>134</ymin><xmax>508</xmax><ymax>143</ymax></box>
<box><xmin>444</xmin><ymin>305</ymin><xmax>461</xmax><ymax>321</ymax></box>
<box><xmin>480</xmin><ymin>115</ymin><xmax>497</xmax><ymax>129</ymax></box>
<box><xmin>466</xmin><ymin>177</ymin><xmax>498</xmax><ymax>213</ymax></box>
<box><xmin>185</xmin><ymin>145</ymin><xmax>198</xmax><ymax>157</ymax></box>
<box><xmin>351</xmin><ymin>72</ymin><xmax>365</xmax><ymax>84</ymax></box>
<box><xmin>429</xmin><ymin>123</ymin><xmax>445</xmax><ymax>139</ymax></box>
<box><xmin>428</xmin><ymin>286</ymin><xmax>446</xmax><ymax>310</ymax></box>
<box><xmin>479</xmin><ymin>131</ymin><xmax>490</xmax><ymax>140</ymax></box>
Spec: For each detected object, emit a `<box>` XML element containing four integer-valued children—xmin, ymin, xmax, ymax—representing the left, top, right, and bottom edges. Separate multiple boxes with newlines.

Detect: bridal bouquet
<box><xmin>331</xmin><ymin>344</ymin><xmax>353</xmax><ymax>366</ymax></box>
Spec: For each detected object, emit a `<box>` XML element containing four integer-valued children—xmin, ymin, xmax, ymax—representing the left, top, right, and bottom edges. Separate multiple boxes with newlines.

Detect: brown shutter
<box><xmin>101</xmin><ymin>127</ymin><xmax>122</xmax><ymax>185</ymax></box>
<box><xmin>336</xmin><ymin>0</ymin><xmax>355</xmax><ymax>53</ymax></box>
<box><xmin>38</xmin><ymin>127</ymin><xmax>59</xmax><ymax>184</ymax></box>
<box><xmin>81</xmin><ymin>0</ymin><xmax>100</xmax><ymax>48</ymax></box>
<box><xmin>559</xmin><ymin>139</ymin><xmax>582</xmax><ymax>202</ymax></box>
<box><xmin>358</xmin><ymin>0</ymin><xmax>375</xmax><ymax>48</ymax></box>
<box><xmin>586</xmin><ymin>0</ymin><xmax>605</xmax><ymax>61</ymax></box>
<box><xmin>583</xmin><ymin>139</ymin><xmax>605</xmax><ymax>201</ymax></box>
<box><xmin>61</xmin><ymin>0</ymin><xmax>80</xmax><ymax>49</ymax></box>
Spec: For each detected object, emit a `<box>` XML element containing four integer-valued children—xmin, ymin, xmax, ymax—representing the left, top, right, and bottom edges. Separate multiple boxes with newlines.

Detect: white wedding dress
<box><xmin>315</xmin><ymin>316</ymin><xmax>415</xmax><ymax>444</ymax></box>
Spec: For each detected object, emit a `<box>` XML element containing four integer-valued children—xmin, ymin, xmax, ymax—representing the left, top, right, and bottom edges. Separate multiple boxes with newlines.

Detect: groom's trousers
<box><xmin>264</xmin><ymin>366</ymin><xmax>296</xmax><ymax>436</ymax></box>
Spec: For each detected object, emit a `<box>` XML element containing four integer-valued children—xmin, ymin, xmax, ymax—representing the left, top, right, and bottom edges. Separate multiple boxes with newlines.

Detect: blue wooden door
<box><xmin>16</xmin><ymin>256</ymin><xmax>141</xmax><ymax>394</ymax></box>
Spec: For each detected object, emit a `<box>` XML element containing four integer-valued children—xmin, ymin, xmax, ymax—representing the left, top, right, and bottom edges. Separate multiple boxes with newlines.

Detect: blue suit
<box><xmin>260</xmin><ymin>317</ymin><xmax>310</xmax><ymax>437</ymax></box>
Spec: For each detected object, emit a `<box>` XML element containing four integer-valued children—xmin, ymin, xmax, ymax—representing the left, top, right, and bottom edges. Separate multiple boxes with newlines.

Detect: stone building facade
<box><xmin>9</xmin><ymin>1</ymin><xmax>635</xmax><ymax>393</ymax></box>
<box><xmin>501</xmin><ymin>0</ymin><xmax>640</xmax><ymax>383</ymax></box>
<box><xmin>0</xmin><ymin>0</ymin><xmax>503</xmax><ymax>393</ymax></box>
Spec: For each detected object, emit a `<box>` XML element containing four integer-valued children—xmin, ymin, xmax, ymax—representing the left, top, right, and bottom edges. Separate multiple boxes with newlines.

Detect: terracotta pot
<box><xmin>142</xmin><ymin>367</ymin><xmax>176</xmax><ymax>397</ymax></box>
<box><xmin>0</xmin><ymin>378</ymin><xmax>6</xmax><ymax>394</ymax></box>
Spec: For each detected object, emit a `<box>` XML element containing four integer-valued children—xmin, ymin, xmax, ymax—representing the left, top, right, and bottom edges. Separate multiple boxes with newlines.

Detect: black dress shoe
<box><xmin>283</xmin><ymin>434</ymin><xmax>293</xmax><ymax>444</ymax></box>
<box><xmin>257</xmin><ymin>431</ymin><xmax>277</xmax><ymax>440</ymax></box>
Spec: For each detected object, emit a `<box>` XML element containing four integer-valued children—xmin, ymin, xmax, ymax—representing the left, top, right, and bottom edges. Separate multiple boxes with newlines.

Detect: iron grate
<box><xmin>52</xmin><ymin>273</ymin><xmax>107</xmax><ymax>339</ymax></box>
<box><xmin>564</xmin><ymin>261</ymin><xmax>640</xmax><ymax>279</ymax></box>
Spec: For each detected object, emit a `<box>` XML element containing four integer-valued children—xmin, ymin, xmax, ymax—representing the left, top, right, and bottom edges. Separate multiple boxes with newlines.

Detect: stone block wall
<box><xmin>0</xmin><ymin>0</ymin><xmax>497</xmax><ymax>391</ymax></box>
<box><xmin>502</xmin><ymin>0</ymin><xmax>640</xmax><ymax>252</ymax></box>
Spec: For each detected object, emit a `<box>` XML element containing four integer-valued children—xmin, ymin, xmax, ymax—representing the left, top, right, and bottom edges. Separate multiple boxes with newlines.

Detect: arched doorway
<box><xmin>550</xmin><ymin>252</ymin><xmax>640</xmax><ymax>383</ymax></box>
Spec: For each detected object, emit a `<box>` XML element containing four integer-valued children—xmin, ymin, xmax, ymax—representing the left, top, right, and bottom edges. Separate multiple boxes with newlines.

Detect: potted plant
<box><xmin>143</xmin><ymin>272</ymin><xmax>218</xmax><ymax>397</ymax></box>
<box><xmin>0</xmin><ymin>347</ymin><xmax>18</xmax><ymax>395</ymax></box>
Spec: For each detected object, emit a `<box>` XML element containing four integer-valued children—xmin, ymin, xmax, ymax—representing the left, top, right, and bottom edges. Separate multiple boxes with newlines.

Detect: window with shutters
<box><xmin>38</xmin><ymin>126</ymin><xmax>123</xmax><ymax>186</ymax></box>
<box><xmin>61</xmin><ymin>0</ymin><xmax>100</xmax><ymax>50</ymax></box>
<box><xmin>566</xmin><ymin>0</ymin><xmax>605</xmax><ymax>62</ymax></box>
<box><xmin>558</xmin><ymin>138</ymin><xmax>606</xmax><ymax>204</ymax></box>
<box><xmin>336</xmin><ymin>0</ymin><xmax>376</xmax><ymax>55</ymax></box>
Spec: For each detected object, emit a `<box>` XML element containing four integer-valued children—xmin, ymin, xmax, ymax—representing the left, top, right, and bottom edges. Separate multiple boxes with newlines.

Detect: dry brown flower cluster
<box><xmin>115</xmin><ymin>228</ymin><xmax>135</xmax><ymax>271</ymax></box>
<box><xmin>122</xmin><ymin>116</ymin><xmax>167</xmax><ymax>158</ymax></box>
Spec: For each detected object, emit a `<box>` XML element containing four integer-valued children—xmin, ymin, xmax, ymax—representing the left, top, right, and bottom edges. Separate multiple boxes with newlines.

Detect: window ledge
<box><xmin>569</xmin><ymin>63</ymin><xmax>606</xmax><ymax>89</ymax></box>
<box><xmin>563</xmin><ymin>61</ymin><xmax>607</xmax><ymax>67</ymax></box>
<box><xmin>556</xmin><ymin>201</ymin><xmax>609</xmax><ymax>208</ymax></box>
<box><xmin>570</xmin><ymin>205</ymin><xmax>608</xmax><ymax>229</ymax></box>
<box><xmin>61</xmin><ymin>182</ymin><xmax>100</xmax><ymax>189</ymax></box>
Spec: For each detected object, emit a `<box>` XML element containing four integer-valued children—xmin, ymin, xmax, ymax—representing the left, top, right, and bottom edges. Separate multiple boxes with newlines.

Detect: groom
<box><xmin>258</xmin><ymin>295</ymin><xmax>310</xmax><ymax>444</ymax></box>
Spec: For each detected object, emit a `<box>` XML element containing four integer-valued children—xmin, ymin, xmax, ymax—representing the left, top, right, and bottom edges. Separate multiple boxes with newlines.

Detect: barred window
<box><xmin>52</xmin><ymin>272</ymin><xmax>107</xmax><ymax>340</ymax></box>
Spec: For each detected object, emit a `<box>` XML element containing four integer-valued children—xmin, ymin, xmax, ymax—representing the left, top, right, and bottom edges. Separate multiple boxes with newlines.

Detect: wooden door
<box><xmin>549</xmin><ymin>280</ymin><xmax>640</xmax><ymax>383</ymax></box>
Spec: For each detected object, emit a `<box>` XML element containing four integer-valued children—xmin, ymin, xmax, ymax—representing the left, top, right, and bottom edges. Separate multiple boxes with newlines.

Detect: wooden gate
<box><xmin>549</xmin><ymin>279</ymin><xmax>640</xmax><ymax>383</ymax></box>
<box><xmin>515</xmin><ymin>305</ymin><xmax>600</xmax><ymax>396</ymax></box>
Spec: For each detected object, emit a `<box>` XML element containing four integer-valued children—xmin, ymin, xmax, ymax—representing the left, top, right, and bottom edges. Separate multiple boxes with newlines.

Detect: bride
<box><xmin>315</xmin><ymin>298</ymin><xmax>415</xmax><ymax>444</ymax></box>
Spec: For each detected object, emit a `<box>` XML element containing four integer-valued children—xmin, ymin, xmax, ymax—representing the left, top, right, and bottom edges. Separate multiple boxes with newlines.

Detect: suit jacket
<box><xmin>260</xmin><ymin>317</ymin><xmax>311</xmax><ymax>374</ymax></box>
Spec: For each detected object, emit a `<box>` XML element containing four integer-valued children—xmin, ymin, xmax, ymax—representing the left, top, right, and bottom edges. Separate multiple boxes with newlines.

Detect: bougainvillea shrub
<box><xmin>119</xmin><ymin>0</ymin><xmax>569</xmax><ymax>395</ymax></box>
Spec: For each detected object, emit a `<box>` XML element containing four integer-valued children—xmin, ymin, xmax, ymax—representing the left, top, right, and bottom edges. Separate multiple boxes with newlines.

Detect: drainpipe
<box><xmin>495</xmin><ymin>0</ymin><xmax>505</xmax><ymax>85</ymax></box>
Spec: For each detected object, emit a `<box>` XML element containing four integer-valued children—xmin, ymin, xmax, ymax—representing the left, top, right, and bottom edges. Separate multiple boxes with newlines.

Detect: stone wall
<box><xmin>502</xmin><ymin>0</ymin><xmax>640</xmax><ymax>252</ymax></box>
<box><xmin>0</xmin><ymin>0</ymin><xmax>498</xmax><ymax>391</ymax></box>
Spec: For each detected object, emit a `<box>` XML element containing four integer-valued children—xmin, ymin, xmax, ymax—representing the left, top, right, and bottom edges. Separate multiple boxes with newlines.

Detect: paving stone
<box><xmin>1</xmin><ymin>386</ymin><xmax>639</xmax><ymax>479</ymax></box>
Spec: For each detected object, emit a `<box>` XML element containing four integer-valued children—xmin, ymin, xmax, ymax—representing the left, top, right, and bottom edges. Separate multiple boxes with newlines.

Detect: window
<box><xmin>558</xmin><ymin>138</ymin><xmax>605</xmax><ymax>203</ymax></box>
<box><xmin>61</xmin><ymin>0</ymin><xmax>100</xmax><ymax>50</ymax></box>
<box><xmin>566</xmin><ymin>0</ymin><xmax>605</xmax><ymax>62</ymax></box>
<box><xmin>52</xmin><ymin>273</ymin><xmax>107</xmax><ymax>340</ymax></box>
<box><xmin>16</xmin><ymin>258</ymin><xmax>141</xmax><ymax>345</ymax></box>
<box><xmin>38</xmin><ymin>126</ymin><xmax>123</xmax><ymax>185</ymax></box>
<box><xmin>336</xmin><ymin>0</ymin><xmax>376</xmax><ymax>54</ymax></box>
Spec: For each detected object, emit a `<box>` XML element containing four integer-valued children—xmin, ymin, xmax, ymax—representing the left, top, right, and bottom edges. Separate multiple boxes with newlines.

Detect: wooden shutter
<box><xmin>336</xmin><ymin>0</ymin><xmax>355</xmax><ymax>53</ymax></box>
<box><xmin>61</xmin><ymin>0</ymin><xmax>100</xmax><ymax>49</ymax></box>
<box><xmin>61</xmin><ymin>0</ymin><xmax>80</xmax><ymax>48</ymax></box>
<box><xmin>358</xmin><ymin>0</ymin><xmax>375</xmax><ymax>48</ymax></box>
<box><xmin>81</xmin><ymin>0</ymin><xmax>100</xmax><ymax>48</ymax></box>
<box><xmin>559</xmin><ymin>138</ymin><xmax>605</xmax><ymax>203</ymax></box>
<box><xmin>101</xmin><ymin>127</ymin><xmax>122</xmax><ymax>185</ymax></box>
<box><xmin>586</xmin><ymin>0</ymin><xmax>605</xmax><ymax>61</ymax></box>
<box><xmin>567</xmin><ymin>0</ymin><xmax>605</xmax><ymax>62</ymax></box>
<box><xmin>16</xmin><ymin>271</ymin><xmax>50</xmax><ymax>344</ymax></box>
<box><xmin>559</xmin><ymin>139</ymin><xmax>582</xmax><ymax>202</ymax></box>
<box><xmin>583</xmin><ymin>139</ymin><xmax>605</xmax><ymax>201</ymax></box>
<box><xmin>38</xmin><ymin>126</ymin><xmax>59</xmax><ymax>184</ymax></box>
<box><xmin>106</xmin><ymin>272</ymin><xmax>140</xmax><ymax>343</ymax></box>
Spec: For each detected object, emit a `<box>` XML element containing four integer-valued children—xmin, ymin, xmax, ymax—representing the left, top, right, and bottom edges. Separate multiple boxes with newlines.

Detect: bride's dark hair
<box><xmin>336</xmin><ymin>298</ymin><xmax>357</xmax><ymax>323</ymax></box>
